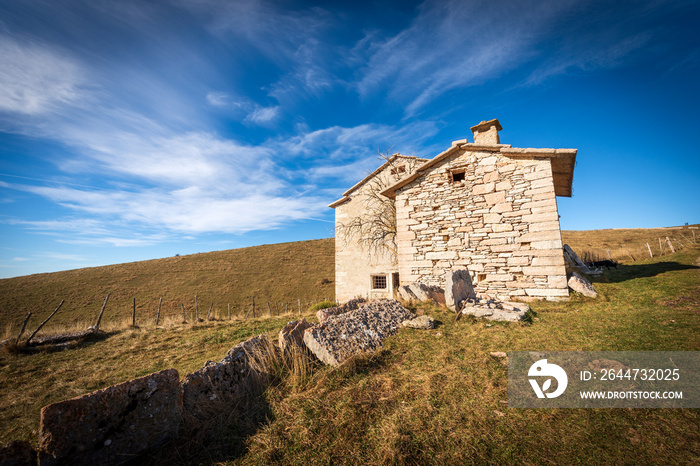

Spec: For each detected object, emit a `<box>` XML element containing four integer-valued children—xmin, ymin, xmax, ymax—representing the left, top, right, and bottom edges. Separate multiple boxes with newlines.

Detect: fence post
<box><xmin>228</xmin><ymin>303</ymin><xmax>231</xmax><ymax>320</ymax></box>
<box><xmin>646</xmin><ymin>243</ymin><xmax>653</xmax><ymax>258</ymax></box>
<box><xmin>156</xmin><ymin>297</ymin><xmax>162</xmax><ymax>326</ymax></box>
<box><xmin>94</xmin><ymin>293</ymin><xmax>110</xmax><ymax>331</ymax></box>
<box><xmin>132</xmin><ymin>297</ymin><xmax>136</xmax><ymax>327</ymax></box>
<box><xmin>26</xmin><ymin>300</ymin><xmax>64</xmax><ymax>344</ymax></box>
<box><xmin>298</xmin><ymin>299</ymin><xmax>301</xmax><ymax>315</ymax></box>
<box><xmin>207</xmin><ymin>302</ymin><xmax>213</xmax><ymax>321</ymax></box>
<box><xmin>666</xmin><ymin>236</ymin><xmax>676</xmax><ymax>253</ymax></box>
<box><xmin>181</xmin><ymin>303</ymin><xmax>186</xmax><ymax>323</ymax></box>
<box><xmin>195</xmin><ymin>295</ymin><xmax>199</xmax><ymax>321</ymax></box>
<box><xmin>15</xmin><ymin>312</ymin><xmax>32</xmax><ymax>344</ymax></box>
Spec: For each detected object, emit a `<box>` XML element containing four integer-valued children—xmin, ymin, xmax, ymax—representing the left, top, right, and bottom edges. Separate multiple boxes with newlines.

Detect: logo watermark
<box><xmin>509</xmin><ymin>352</ymin><xmax>700</xmax><ymax>408</ymax></box>
<box><xmin>528</xmin><ymin>359</ymin><xmax>568</xmax><ymax>398</ymax></box>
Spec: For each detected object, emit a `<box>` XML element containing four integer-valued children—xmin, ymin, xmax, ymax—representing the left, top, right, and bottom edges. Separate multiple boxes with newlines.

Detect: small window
<box><xmin>372</xmin><ymin>275</ymin><xmax>387</xmax><ymax>290</ymax></box>
<box><xmin>391</xmin><ymin>165</ymin><xmax>407</xmax><ymax>176</ymax></box>
<box><xmin>451</xmin><ymin>170</ymin><xmax>466</xmax><ymax>183</ymax></box>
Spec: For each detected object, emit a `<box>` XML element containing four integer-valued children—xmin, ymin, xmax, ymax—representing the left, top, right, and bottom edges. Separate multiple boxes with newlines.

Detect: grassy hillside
<box><xmin>561</xmin><ymin>224</ymin><xmax>699</xmax><ymax>264</ymax></box>
<box><xmin>1</xmin><ymin>225</ymin><xmax>697</xmax><ymax>335</ymax></box>
<box><xmin>0</xmin><ymin>239</ymin><xmax>334</xmax><ymax>332</ymax></box>
<box><xmin>1</xmin><ymin>239</ymin><xmax>698</xmax><ymax>463</ymax></box>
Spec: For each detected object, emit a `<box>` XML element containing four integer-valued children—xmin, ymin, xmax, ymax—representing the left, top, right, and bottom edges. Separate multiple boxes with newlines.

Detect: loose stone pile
<box><xmin>316</xmin><ymin>297</ymin><xmax>367</xmax><ymax>323</ymax></box>
<box><xmin>460</xmin><ymin>297</ymin><xmax>531</xmax><ymax>322</ymax></box>
<box><xmin>303</xmin><ymin>299</ymin><xmax>415</xmax><ymax>366</ymax></box>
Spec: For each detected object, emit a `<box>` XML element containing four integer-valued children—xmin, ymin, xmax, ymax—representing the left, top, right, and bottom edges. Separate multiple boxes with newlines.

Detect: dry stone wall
<box><xmin>37</xmin><ymin>334</ymin><xmax>272</xmax><ymax>466</ymax></box>
<box><xmin>395</xmin><ymin>146</ymin><xmax>569</xmax><ymax>301</ymax></box>
<box><xmin>39</xmin><ymin>369</ymin><xmax>181</xmax><ymax>466</ymax></box>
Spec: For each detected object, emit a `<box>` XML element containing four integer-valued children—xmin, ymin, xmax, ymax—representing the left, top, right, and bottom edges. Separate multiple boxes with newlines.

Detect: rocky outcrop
<box><xmin>181</xmin><ymin>334</ymin><xmax>274</xmax><ymax>418</ymax></box>
<box><xmin>279</xmin><ymin>319</ymin><xmax>313</xmax><ymax>352</ymax></box>
<box><xmin>445</xmin><ymin>269</ymin><xmax>476</xmax><ymax>311</ymax></box>
<box><xmin>402</xmin><ymin>315</ymin><xmax>437</xmax><ymax>329</ymax></box>
<box><xmin>316</xmin><ymin>298</ymin><xmax>367</xmax><ymax>323</ymax></box>
<box><xmin>567</xmin><ymin>271</ymin><xmax>598</xmax><ymax>298</ymax></box>
<box><xmin>304</xmin><ymin>299</ymin><xmax>415</xmax><ymax>366</ymax></box>
<box><xmin>39</xmin><ymin>369</ymin><xmax>181</xmax><ymax>466</ymax></box>
<box><xmin>460</xmin><ymin>299</ymin><xmax>530</xmax><ymax>322</ymax></box>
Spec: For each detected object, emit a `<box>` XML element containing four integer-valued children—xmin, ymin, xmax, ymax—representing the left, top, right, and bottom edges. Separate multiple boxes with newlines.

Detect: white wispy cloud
<box><xmin>244</xmin><ymin>105</ymin><xmax>280</xmax><ymax>125</ymax></box>
<box><xmin>0</xmin><ymin>35</ymin><xmax>90</xmax><ymax>115</ymax></box>
<box><xmin>355</xmin><ymin>0</ymin><xmax>547</xmax><ymax>116</ymax></box>
<box><xmin>353</xmin><ymin>0</ymin><xmax>667</xmax><ymax>117</ymax></box>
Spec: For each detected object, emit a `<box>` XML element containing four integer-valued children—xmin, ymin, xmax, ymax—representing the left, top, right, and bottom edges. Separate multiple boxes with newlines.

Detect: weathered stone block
<box><xmin>39</xmin><ymin>369</ymin><xmax>181</xmax><ymax>466</ymax></box>
<box><xmin>492</xmin><ymin>222</ymin><xmax>513</xmax><ymax>232</ymax></box>
<box><xmin>472</xmin><ymin>182</ymin><xmax>495</xmax><ymax>195</ymax></box>
<box><xmin>483</xmin><ymin>213</ymin><xmax>502</xmax><ymax>224</ymax></box>
<box><xmin>483</xmin><ymin>170</ymin><xmax>499</xmax><ymax>183</ymax></box>
<box><xmin>568</xmin><ymin>272</ymin><xmax>598</xmax><ymax>298</ymax></box>
<box><xmin>525</xmin><ymin>288</ymin><xmax>569</xmax><ymax>297</ymax></box>
<box><xmin>531</xmin><ymin>255</ymin><xmax>565</xmax><ymax>266</ymax></box>
<box><xmin>397</xmin><ymin>285</ymin><xmax>417</xmax><ymax>301</ymax></box>
<box><xmin>303</xmin><ymin>299</ymin><xmax>415</xmax><ymax>366</ymax></box>
<box><xmin>484</xmin><ymin>191</ymin><xmax>505</xmax><ymax>205</ymax></box>
<box><xmin>491</xmin><ymin>202</ymin><xmax>513</xmax><ymax>213</ymax></box>
<box><xmin>530</xmin><ymin>239</ymin><xmax>563</xmax><ymax>250</ymax></box>
<box><xmin>182</xmin><ymin>335</ymin><xmax>273</xmax><ymax>418</ymax></box>
<box><xmin>402</xmin><ymin>315</ymin><xmax>437</xmax><ymax>329</ymax></box>
<box><xmin>522</xmin><ymin>265</ymin><xmax>566</xmax><ymax>276</ymax></box>
<box><xmin>548</xmin><ymin>275</ymin><xmax>569</xmax><ymax>288</ymax></box>
<box><xmin>528</xmin><ymin>221</ymin><xmax>561</xmax><ymax>232</ymax></box>
<box><xmin>445</xmin><ymin>269</ymin><xmax>476</xmax><ymax>311</ymax></box>
<box><xmin>517</xmin><ymin>230</ymin><xmax>561</xmax><ymax>242</ymax></box>
<box><xmin>521</xmin><ymin>211</ymin><xmax>559</xmax><ymax>223</ymax></box>
<box><xmin>279</xmin><ymin>318</ymin><xmax>314</xmax><ymax>351</ymax></box>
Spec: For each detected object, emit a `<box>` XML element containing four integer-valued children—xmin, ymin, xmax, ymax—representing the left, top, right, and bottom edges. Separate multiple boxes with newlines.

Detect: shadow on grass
<box><xmin>604</xmin><ymin>261</ymin><xmax>699</xmax><ymax>283</ymax></box>
<box><xmin>132</xmin><ymin>380</ymin><xmax>275</xmax><ymax>466</ymax></box>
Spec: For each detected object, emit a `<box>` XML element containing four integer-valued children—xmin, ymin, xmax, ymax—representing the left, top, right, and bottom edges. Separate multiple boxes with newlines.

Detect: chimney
<box><xmin>470</xmin><ymin>119</ymin><xmax>502</xmax><ymax>145</ymax></box>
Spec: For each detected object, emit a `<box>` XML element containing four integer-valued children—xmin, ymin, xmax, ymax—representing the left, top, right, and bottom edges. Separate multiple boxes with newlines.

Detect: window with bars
<box><xmin>371</xmin><ymin>275</ymin><xmax>387</xmax><ymax>290</ymax></box>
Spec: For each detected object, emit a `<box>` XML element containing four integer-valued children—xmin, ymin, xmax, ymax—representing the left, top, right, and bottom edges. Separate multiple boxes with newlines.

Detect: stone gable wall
<box><xmin>334</xmin><ymin>165</ymin><xmax>400</xmax><ymax>302</ymax></box>
<box><xmin>394</xmin><ymin>147</ymin><xmax>569</xmax><ymax>301</ymax></box>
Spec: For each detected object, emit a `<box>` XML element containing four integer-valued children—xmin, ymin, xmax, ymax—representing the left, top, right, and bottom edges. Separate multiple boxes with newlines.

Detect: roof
<box><xmin>379</xmin><ymin>142</ymin><xmax>577</xmax><ymax>198</ymax></box>
<box><xmin>328</xmin><ymin>154</ymin><xmax>429</xmax><ymax>208</ymax></box>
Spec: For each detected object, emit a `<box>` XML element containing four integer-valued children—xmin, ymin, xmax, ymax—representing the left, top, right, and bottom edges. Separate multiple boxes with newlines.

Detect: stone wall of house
<box><xmin>334</xmin><ymin>165</ymin><xmax>400</xmax><ymax>303</ymax></box>
<box><xmin>394</xmin><ymin>146</ymin><xmax>569</xmax><ymax>301</ymax></box>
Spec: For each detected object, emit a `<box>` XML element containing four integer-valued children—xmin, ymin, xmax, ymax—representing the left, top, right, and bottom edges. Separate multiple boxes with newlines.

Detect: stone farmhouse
<box><xmin>330</xmin><ymin>119</ymin><xmax>577</xmax><ymax>304</ymax></box>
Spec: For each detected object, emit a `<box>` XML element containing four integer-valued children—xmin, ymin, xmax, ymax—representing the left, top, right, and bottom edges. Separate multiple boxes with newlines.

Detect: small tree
<box><xmin>336</xmin><ymin>150</ymin><xmax>421</xmax><ymax>259</ymax></box>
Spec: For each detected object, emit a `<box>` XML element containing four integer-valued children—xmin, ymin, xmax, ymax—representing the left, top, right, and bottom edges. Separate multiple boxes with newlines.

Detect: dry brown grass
<box><xmin>561</xmin><ymin>224</ymin><xmax>699</xmax><ymax>264</ymax></box>
<box><xmin>0</xmin><ymin>238</ymin><xmax>335</xmax><ymax>333</ymax></box>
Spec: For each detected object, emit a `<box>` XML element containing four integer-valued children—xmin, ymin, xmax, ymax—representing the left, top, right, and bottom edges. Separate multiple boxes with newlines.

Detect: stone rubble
<box><xmin>316</xmin><ymin>297</ymin><xmax>367</xmax><ymax>323</ymax></box>
<box><xmin>460</xmin><ymin>297</ymin><xmax>530</xmax><ymax>322</ymax></box>
<box><xmin>304</xmin><ymin>299</ymin><xmax>415</xmax><ymax>366</ymax></box>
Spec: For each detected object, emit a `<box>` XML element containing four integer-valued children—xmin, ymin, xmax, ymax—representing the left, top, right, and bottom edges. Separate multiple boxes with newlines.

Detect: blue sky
<box><xmin>0</xmin><ymin>0</ymin><xmax>698</xmax><ymax>278</ymax></box>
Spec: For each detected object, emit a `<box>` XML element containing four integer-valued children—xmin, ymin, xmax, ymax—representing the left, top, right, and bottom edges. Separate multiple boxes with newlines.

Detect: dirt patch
<box><xmin>657</xmin><ymin>287</ymin><xmax>700</xmax><ymax>312</ymax></box>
